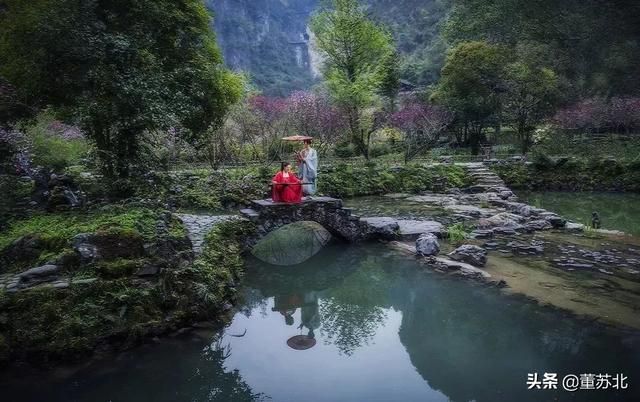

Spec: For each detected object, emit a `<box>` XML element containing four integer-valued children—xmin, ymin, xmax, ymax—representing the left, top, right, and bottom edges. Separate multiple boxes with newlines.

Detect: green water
<box><xmin>518</xmin><ymin>191</ymin><xmax>640</xmax><ymax>236</ymax></box>
<box><xmin>3</xmin><ymin>244</ymin><xmax>639</xmax><ymax>402</ymax></box>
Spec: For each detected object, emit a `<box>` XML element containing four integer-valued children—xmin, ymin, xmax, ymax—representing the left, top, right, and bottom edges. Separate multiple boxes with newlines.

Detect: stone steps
<box><xmin>463</xmin><ymin>164</ymin><xmax>515</xmax><ymax>200</ymax></box>
<box><xmin>176</xmin><ymin>214</ymin><xmax>236</xmax><ymax>254</ymax></box>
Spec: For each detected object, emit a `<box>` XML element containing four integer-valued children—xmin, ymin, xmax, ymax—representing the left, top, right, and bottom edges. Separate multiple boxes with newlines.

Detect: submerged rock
<box><xmin>507</xmin><ymin>241</ymin><xmax>544</xmax><ymax>254</ymax></box>
<box><xmin>251</xmin><ymin>221</ymin><xmax>332</xmax><ymax>266</ymax></box>
<box><xmin>448</xmin><ymin>245</ymin><xmax>488</xmax><ymax>267</ymax></box>
<box><xmin>416</xmin><ymin>233</ymin><xmax>440</xmax><ymax>256</ymax></box>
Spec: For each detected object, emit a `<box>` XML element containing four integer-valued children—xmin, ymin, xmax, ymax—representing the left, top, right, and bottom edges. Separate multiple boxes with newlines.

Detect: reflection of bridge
<box><xmin>240</xmin><ymin>197</ymin><xmax>371</xmax><ymax>242</ymax></box>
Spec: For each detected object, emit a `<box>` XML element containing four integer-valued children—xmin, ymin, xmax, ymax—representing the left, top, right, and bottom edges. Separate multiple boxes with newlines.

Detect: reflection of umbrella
<box><xmin>287</xmin><ymin>335</ymin><xmax>317</xmax><ymax>350</ymax></box>
<box><xmin>281</xmin><ymin>135</ymin><xmax>313</xmax><ymax>142</ymax></box>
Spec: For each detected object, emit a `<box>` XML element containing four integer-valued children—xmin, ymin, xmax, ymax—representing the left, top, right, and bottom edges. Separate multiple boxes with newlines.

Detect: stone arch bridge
<box><xmin>240</xmin><ymin>197</ymin><xmax>374</xmax><ymax>243</ymax></box>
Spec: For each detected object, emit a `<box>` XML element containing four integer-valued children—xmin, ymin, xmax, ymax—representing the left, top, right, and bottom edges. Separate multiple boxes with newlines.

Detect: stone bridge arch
<box><xmin>240</xmin><ymin>197</ymin><xmax>370</xmax><ymax>243</ymax></box>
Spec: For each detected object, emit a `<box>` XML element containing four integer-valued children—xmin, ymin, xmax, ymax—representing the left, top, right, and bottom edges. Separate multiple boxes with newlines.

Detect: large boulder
<box><xmin>251</xmin><ymin>221</ymin><xmax>332</xmax><ymax>266</ymax></box>
<box><xmin>416</xmin><ymin>233</ymin><xmax>440</xmax><ymax>256</ymax></box>
<box><xmin>483</xmin><ymin>212</ymin><xmax>525</xmax><ymax>228</ymax></box>
<box><xmin>448</xmin><ymin>245</ymin><xmax>488</xmax><ymax>267</ymax></box>
<box><xmin>0</xmin><ymin>235</ymin><xmax>44</xmax><ymax>273</ymax></box>
<box><xmin>72</xmin><ymin>231</ymin><xmax>145</xmax><ymax>263</ymax></box>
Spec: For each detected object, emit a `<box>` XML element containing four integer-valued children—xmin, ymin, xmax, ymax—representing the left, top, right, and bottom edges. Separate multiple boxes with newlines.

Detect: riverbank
<box><xmin>490</xmin><ymin>158</ymin><xmax>640</xmax><ymax>192</ymax></box>
<box><xmin>2</xmin><ymin>159</ymin><xmax>640</xmax><ymax>367</ymax></box>
<box><xmin>0</xmin><ymin>209</ymin><xmax>253</xmax><ymax>366</ymax></box>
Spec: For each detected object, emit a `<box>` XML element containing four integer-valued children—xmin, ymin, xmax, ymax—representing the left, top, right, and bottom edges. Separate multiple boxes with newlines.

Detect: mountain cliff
<box><xmin>207</xmin><ymin>0</ymin><xmax>449</xmax><ymax>96</ymax></box>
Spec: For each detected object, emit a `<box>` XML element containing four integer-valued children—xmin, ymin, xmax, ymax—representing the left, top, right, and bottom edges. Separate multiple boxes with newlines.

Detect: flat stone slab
<box><xmin>19</xmin><ymin>265</ymin><xmax>59</xmax><ymax>280</ymax></box>
<box><xmin>406</xmin><ymin>195</ymin><xmax>457</xmax><ymax>206</ymax></box>
<box><xmin>397</xmin><ymin>220</ymin><xmax>444</xmax><ymax>239</ymax></box>
<box><xmin>361</xmin><ymin>217</ymin><xmax>400</xmax><ymax>239</ymax></box>
<box><xmin>433</xmin><ymin>257</ymin><xmax>492</xmax><ymax>279</ymax></box>
<box><xmin>444</xmin><ymin>204</ymin><xmax>498</xmax><ymax>217</ymax></box>
<box><xmin>251</xmin><ymin>197</ymin><xmax>343</xmax><ymax>210</ymax></box>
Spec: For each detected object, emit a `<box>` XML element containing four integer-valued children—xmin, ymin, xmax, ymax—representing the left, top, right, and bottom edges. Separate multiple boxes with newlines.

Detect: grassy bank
<box><xmin>490</xmin><ymin>158</ymin><xmax>640</xmax><ymax>192</ymax></box>
<box><xmin>0</xmin><ymin>210</ymin><xmax>255</xmax><ymax>365</ymax></box>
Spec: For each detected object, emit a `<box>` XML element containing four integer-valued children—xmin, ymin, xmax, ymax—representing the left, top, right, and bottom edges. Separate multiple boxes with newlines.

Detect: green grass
<box><xmin>0</xmin><ymin>208</ymin><xmax>163</xmax><ymax>274</ymax></box>
<box><xmin>0</xmin><ymin>207</ymin><xmax>158</xmax><ymax>251</ymax></box>
<box><xmin>446</xmin><ymin>223</ymin><xmax>471</xmax><ymax>245</ymax></box>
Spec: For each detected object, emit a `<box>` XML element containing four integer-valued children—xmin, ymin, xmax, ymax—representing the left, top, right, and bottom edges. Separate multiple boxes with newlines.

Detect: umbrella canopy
<box><xmin>281</xmin><ymin>135</ymin><xmax>313</xmax><ymax>142</ymax></box>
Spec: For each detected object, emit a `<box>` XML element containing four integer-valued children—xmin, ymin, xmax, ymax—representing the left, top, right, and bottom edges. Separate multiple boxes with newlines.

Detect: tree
<box><xmin>285</xmin><ymin>91</ymin><xmax>347</xmax><ymax>155</ymax></box>
<box><xmin>310</xmin><ymin>0</ymin><xmax>394</xmax><ymax>159</ymax></box>
<box><xmin>391</xmin><ymin>102</ymin><xmax>453</xmax><ymax>163</ymax></box>
<box><xmin>503</xmin><ymin>62</ymin><xmax>559</xmax><ymax>154</ymax></box>
<box><xmin>0</xmin><ymin>0</ymin><xmax>242</xmax><ymax>177</ymax></box>
<box><xmin>443</xmin><ymin>0</ymin><xmax>640</xmax><ymax>98</ymax></box>
<box><xmin>378</xmin><ymin>50</ymin><xmax>401</xmax><ymax>113</ymax></box>
<box><xmin>432</xmin><ymin>41</ymin><xmax>508</xmax><ymax>155</ymax></box>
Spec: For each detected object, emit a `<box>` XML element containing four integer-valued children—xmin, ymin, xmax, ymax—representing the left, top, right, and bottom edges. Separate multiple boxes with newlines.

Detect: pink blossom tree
<box><xmin>391</xmin><ymin>103</ymin><xmax>453</xmax><ymax>163</ymax></box>
<box><xmin>285</xmin><ymin>91</ymin><xmax>347</xmax><ymax>155</ymax></box>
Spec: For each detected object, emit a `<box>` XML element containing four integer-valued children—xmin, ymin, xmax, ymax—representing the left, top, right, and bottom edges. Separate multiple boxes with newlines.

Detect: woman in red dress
<box><xmin>272</xmin><ymin>162</ymin><xmax>302</xmax><ymax>203</ymax></box>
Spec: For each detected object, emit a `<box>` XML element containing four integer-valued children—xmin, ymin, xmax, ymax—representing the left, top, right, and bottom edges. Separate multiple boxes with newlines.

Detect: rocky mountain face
<box><xmin>207</xmin><ymin>0</ymin><xmax>319</xmax><ymax>96</ymax></box>
<box><xmin>207</xmin><ymin>0</ymin><xmax>449</xmax><ymax>96</ymax></box>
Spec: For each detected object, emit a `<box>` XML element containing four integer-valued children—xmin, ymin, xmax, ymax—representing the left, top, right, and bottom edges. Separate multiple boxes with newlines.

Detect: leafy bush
<box><xmin>369</xmin><ymin>142</ymin><xmax>393</xmax><ymax>158</ymax></box>
<box><xmin>334</xmin><ymin>141</ymin><xmax>357</xmax><ymax>158</ymax></box>
<box><xmin>23</xmin><ymin>111</ymin><xmax>89</xmax><ymax>171</ymax></box>
<box><xmin>446</xmin><ymin>223</ymin><xmax>470</xmax><ymax>244</ymax></box>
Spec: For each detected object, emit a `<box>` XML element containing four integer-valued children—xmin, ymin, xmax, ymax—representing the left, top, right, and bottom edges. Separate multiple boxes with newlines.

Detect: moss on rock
<box><xmin>0</xmin><ymin>214</ymin><xmax>256</xmax><ymax>366</ymax></box>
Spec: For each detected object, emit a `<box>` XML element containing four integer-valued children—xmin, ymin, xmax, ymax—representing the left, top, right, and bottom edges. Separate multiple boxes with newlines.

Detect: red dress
<box><xmin>272</xmin><ymin>171</ymin><xmax>302</xmax><ymax>203</ymax></box>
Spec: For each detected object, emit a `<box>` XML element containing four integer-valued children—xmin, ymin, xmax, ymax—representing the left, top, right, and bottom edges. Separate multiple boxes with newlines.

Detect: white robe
<box><xmin>299</xmin><ymin>148</ymin><xmax>318</xmax><ymax>195</ymax></box>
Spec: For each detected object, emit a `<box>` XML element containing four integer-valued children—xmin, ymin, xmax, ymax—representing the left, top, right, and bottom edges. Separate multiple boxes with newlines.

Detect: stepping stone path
<box><xmin>175</xmin><ymin>214</ymin><xmax>236</xmax><ymax>254</ymax></box>
<box><xmin>462</xmin><ymin>163</ymin><xmax>516</xmax><ymax>199</ymax></box>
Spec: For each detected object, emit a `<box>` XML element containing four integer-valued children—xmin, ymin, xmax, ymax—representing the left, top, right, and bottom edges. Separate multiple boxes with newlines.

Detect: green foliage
<box><xmin>2</xmin><ymin>279</ymin><xmax>172</xmax><ymax>362</ymax></box>
<box><xmin>167</xmin><ymin>219</ymin><xmax>257</xmax><ymax>314</ymax></box>
<box><xmin>491</xmin><ymin>158</ymin><xmax>640</xmax><ymax>192</ymax></box>
<box><xmin>503</xmin><ymin>62</ymin><xmax>560</xmax><ymax>154</ymax></box>
<box><xmin>334</xmin><ymin>142</ymin><xmax>358</xmax><ymax>158</ymax></box>
<box><xmin>0</xmin><ymin>208</ymin><xmax>160</xmax><ymax>274</ymax></box>
<box><xmin>23</xmin><ymin>111</ymin><xmax>89</xmax><ymax>170</ymax></box>
<box><xmin>318</xmin><ymin>163</ymin><xmax>469</xmax><ymax>197</ymax></box>
<box><xmin>446</xmin><ymin>222</ymin><xmax>470</xmax><ymax>244</ymax></box>
<box><xmin>0</xmin><ymin>208</ymin><xmax>157</xmax><ymax>251</ymax></box>
<box><xmin>444</xmin><ymin>0</ymin><xmax>640</xmax><ymax>97</ymax></box>
<box><xmin>0</xmin><ymin>0</ymin><xmax>242</xmax><ymax>178</ymax></box>
<box><xmin>310</xmin><ymin>0</ymin><xmax>394</xmax><ymax>158</ymax></box>
<box><xmin>0</xmin><ymin>214</ymin><xmax>251</xmax><ymax>364</ymax></box>
<box><xmin>432</xmin><ymin>41</ymin><xmax>508</xmax><ymax>154</ymax></box>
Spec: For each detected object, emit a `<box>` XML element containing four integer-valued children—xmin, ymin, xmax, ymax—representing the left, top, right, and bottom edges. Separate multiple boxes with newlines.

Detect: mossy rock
<box><xmin>251</xmin><ymin>221</ymin><xmax>332</xmax><ymax>266</ymax></box>
<box><xmin>95</xmin><ymin>258</ymin><xmax>146</xmax><ymax>279</ymax></box>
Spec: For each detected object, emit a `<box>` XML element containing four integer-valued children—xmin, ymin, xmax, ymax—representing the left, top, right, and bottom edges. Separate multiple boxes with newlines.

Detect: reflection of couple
<box><xmin>271</xmin><ymin>140</ymin><xmax>318</xmax><ymax>203</ymax></box>
<box><xmin>274</xmin><ymin>291</ymin><xmax>320</xmax><ymax>339</ymax></box>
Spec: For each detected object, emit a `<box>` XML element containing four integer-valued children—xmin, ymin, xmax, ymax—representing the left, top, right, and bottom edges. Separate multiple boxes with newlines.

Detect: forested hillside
<box><xmin>210</xmin><ymin>0</ymin><xmax>639</xmax><ymax>98</ymax></box>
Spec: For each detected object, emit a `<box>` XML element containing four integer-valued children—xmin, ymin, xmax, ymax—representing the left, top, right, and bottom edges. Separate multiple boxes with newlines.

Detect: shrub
<box><xmin>23</xmin><ymin>111</ymin><xmax>89</xmax><ymax>171</ymax></box>
<box><xmin>334</xmin><ymin>141</ymin><xmax>357</xmax><ymax>158</ymax></box>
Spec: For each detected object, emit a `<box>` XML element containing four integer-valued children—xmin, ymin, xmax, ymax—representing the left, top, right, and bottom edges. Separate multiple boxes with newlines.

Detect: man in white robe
<box><xmin>298</xmin><ymin>140</ymin><xmax>318</xmax><ymax>196</ymax></box>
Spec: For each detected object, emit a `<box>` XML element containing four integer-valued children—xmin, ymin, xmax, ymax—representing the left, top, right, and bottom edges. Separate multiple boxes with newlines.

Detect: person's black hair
<box><xmin>280</xmin><ymin>161</ymin><xmax>290</xmax><ymax>171</ymax></box>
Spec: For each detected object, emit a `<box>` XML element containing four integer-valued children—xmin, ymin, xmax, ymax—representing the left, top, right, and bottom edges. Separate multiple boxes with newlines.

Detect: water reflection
<box><xmin>244</xmin><ymin>247</ymin><xmax>391</xmax><ymax>356</ymax></box>
<box><xmin>518</xmin><ymin>191</ymin><xmax>640</xmax><ymax>236</ymax></box>
<box><xmin>239</xmin><ymin>245</ymin><xmax>640</xmax><ymax>402</ymax></box>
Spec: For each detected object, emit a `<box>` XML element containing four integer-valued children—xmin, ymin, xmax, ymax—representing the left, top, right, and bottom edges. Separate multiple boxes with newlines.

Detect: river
<box><xmin>2</xmin><ymin>243</ymin><xmax>639</xmax><ymax>401</ymax></box>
